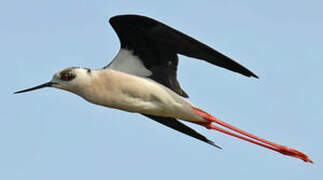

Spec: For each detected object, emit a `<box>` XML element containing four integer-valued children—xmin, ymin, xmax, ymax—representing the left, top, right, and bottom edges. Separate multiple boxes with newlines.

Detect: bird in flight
<box><xmin>15</xmin><ymin>14</ymin><xmax>312</xmax><ymax>163</ymax></box>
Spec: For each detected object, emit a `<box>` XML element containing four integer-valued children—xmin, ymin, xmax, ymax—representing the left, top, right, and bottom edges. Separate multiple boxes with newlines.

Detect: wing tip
<box><xmin>239</xmin><ymin>67</ymin><xmax>258</xmax><ymax>79</ymax></box>
<box><xmin>249</xmin><ymin>73</ymin><xmax>259</xmax><ymax>79</ymax></box>
<box><xmin>207</xmin><ymin>140</ymin><xmax>222</xmax><ymax>149</ymax></box>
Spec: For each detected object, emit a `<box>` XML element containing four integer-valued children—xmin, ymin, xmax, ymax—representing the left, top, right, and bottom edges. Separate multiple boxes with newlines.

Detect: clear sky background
<box><xmin>1</xmin><ymin>0</ymin><xmax>322</xmax><ymax>179</ymax></box>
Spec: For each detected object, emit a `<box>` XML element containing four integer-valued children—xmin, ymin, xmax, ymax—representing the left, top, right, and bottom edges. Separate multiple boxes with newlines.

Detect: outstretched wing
<box><xmin>106</xmin><ymin>14</ymin><xmax>258</xmax><ymax>97</ymax></box>
<box><xmin>142</xmin><ymin>114</ymin><xmax>221</xmax><ymax>149</ymax></box>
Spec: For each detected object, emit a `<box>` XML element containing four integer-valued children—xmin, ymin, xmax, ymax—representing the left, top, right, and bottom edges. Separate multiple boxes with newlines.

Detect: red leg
<box><xmin>192</xmin><ymin>107</ymin><xmax>313</xmax><ymax>163</ymax></box>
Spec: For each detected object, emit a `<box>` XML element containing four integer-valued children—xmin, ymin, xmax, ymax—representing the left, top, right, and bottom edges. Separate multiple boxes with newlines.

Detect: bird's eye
<box><xmin>60</xmin><ymin>72</ymin><xmax>75</xmax><ymax>81</ymax></box>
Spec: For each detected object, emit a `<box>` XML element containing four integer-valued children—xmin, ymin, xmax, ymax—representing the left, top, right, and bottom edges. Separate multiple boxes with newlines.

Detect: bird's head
<box><xmin>14</xmin><ymin>67</ymin><xmax>92</xmax><ymax>94</ymax></box>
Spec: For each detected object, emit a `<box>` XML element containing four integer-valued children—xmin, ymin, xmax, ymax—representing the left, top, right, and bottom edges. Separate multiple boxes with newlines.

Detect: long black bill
<box><xmin>14</xmin><ymin>82</ymin><xmax>55</xmax><ymax>94</ymax></box>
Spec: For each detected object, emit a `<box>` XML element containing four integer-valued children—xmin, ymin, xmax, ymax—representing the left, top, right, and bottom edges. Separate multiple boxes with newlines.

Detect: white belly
<box><xmin>81</xmin><ymin>69</ymin><xmax>206</xmax><ymax>123</ymax></box>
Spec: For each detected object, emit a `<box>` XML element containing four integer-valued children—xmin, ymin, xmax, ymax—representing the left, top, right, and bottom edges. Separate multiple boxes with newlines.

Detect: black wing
<box><xmin>107</xmin><ymin>14</ymin><xmax>258</xmax><ymax>97</ymax></box>
<box><xmin>142</xmin><ymin>114</ymin><xmax>221</xmax><ymax>149</ymax></box>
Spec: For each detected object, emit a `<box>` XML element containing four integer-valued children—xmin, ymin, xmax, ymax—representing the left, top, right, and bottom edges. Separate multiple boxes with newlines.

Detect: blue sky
<box><xmin>1</xmin><ymin>0</ymin><xmax>322</xmax><ymax>179</ymax></box>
